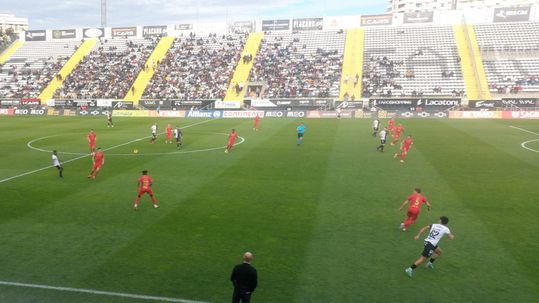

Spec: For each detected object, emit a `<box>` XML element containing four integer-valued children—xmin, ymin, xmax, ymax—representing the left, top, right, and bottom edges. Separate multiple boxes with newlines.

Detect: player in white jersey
<box><xmin>372</xmin><ymin>119</ymin><xmax>380</xmax><ymax>137</ymax></box>
<box><xmin>336</xmin><ymin>107</ymin><xmax>342</xmax><ymax>119</ymax></box>
<box><xmin>150</xmin><ymin>123</ymin><xmax>158</xmax><ymax>144</ymax></box>
<box><xmin>405</xmin><ymin>216</ymin><xmax>454</xmax><ymax>278</ymax></box>
<box><xmin>376</xmin><ymin>127</ymin><xmax>388</xmax><ymax>152</ymax></box>
<box><xmin>52</xmin><ymin>150</ymin><xmax>63</xmax><ymax>178</ymax></box>
<box><xmin>174</xmin><ymin>126</ymin><xmax>183</xmax><ymax>149</ymax></box>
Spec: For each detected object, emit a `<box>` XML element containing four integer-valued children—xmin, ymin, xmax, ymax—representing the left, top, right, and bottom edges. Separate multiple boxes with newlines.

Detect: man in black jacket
<box><xmin>230</xmin><ymin>252</ymin><xmax>258</xmax><ymax>303</ymax></box>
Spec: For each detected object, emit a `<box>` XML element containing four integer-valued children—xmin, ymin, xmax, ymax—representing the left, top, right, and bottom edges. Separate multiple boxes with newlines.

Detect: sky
<box><xmin>2</xmin><ymin>0</ymin><xmax>388</xmax><ymax>30</ymax></box>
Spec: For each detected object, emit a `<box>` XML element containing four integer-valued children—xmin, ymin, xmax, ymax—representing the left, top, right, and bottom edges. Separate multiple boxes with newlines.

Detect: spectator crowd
<box><xmin>55</xmin><ymin>39</ymin><xmax>156</xmax><ymax>99</ymax></box>
<box><xmin>489</xmin><ymin>75</ymin><xmax>539</xmax><ymax>94</ymax></box>
<box><xmin>249</xmin><ymin>32</ymin><xmax>343</xmax><ymax>98</ymax></box>
<box><xmin>0</xmin><ymin>56</ymin><xmax>68</xmax><ymax>99</ymax></box>
<box><xmin>143</xmin><ymin>33</ymin><xmax>245</xmax><ymax>100</ymax></box>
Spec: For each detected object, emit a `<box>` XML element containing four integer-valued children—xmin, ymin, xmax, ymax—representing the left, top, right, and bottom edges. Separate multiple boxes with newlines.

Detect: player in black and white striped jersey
<box><xmin>376</xmin><ymin>127</ymin><xmax>388</xmax><ymax>152</ymax></box>
<box><xmin>174</xmin><ymin>126</ymin><xmax>183</xmax><ymax>149</ymax></box>
<box><xmin>372</xmin><ymin>119</ymin><xmax>380</xmax><ymax>137</ymax></box>
<box><xmin>52</xmin><ymin>150</ymin><xmax>63</xmax><ymax>178</ymax></box>
<box><xmin>405</xmin><ymin>216</ymin><xmax>455</xmax><ymax>278</ymax></box>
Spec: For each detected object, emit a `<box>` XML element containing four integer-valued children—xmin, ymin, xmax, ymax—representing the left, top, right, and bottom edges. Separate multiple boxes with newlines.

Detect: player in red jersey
<box><xmin>134</xmin><ymin>170</ymin><xmax>158</xmax><ymax>209</ymax></box>
<box><xmin>394</xmin><ymin>135</ymin><xmax>414</xmax><ymax>163</ymax></box>
<box><xmin>391</xmin><ymin>123</ymin><xmax>405</xmax><ymax>145</ymax></box>
<box><xmin>388</xmin><ymin>118</ymin><xmax>395</xmax><ymax>132</ymax></box>
<box><xmin>165</xmin><ymin>124</ymin><xmax>172</xmax><ymax>144</ymax></box>
<box><xmin>87</xmin><ymin>129</ymin><xmax>96</xmax><ymax>153</ymax></box>
<box><xmin>253</xmin><ymin>114</ymin><xmax>260</xmax><ymax>131</ymax></box>
<box><xmin>398</xmin><ymin>188</ymin><xmax>431</xmax><ymax>231</ymax></box>
<box><xmin>88</xmin><ymin>147</ymin><xmax>105</xmax><ymax>179</ymax></box>
<box><xmin>225</xmin><ymin>129</ymin><xmax>238</xmax><ymax>153</ymax></box>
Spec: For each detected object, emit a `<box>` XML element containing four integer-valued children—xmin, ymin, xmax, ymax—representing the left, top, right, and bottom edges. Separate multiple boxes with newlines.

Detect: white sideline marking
<box><xmin>509</xmin><ymin>125</ymin><xmax>539</xmax><ymax>153</ymax></box>
<box><xmin>509</xmin><ymin>125</ymin><xmax>539</xmax><ymax>136</ymax></box>
<box><xmin>0</xmin><ymin>119</ymin><xmax>215</xmax><ymax>184</ymax></box>
<box><xmin>0</xmin><ymin>280</ymin><xmax>209</xmax><ymax>303</ymax></box>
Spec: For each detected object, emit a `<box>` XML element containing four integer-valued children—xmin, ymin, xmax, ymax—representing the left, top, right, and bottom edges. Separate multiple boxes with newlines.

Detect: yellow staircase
<box><xmin>339</xmin><ymin>28</ymin><xmax>364</xmax><ymax>100</ymax></box>
<box><xmin>453</xmin><ymin>24</ymin><xmax>491</xmax><ymax>100</ymax></box>
<box><xmin>38</xmin><ymin>39</ymin><xmax>98</xmax><ymax>101</ymax></box>
<box><xmin>124</xmin><ymin>36</ymin><xmax>175</xmax><ymax>105</ymax></box>
<box><xmin>224</xmin><ymin>32</ymin><xmax>264</xmax><ymax>102</ymax></box>
<box><xmin>0</xmin><ymin>40</ymin><xmax>23</xmax><ymax>64</ymax></box>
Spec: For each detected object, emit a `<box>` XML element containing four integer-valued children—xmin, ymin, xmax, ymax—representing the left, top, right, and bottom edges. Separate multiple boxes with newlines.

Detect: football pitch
<box><xmin>0</xmin><ymin>116</ymin><xmax>537</xmax><ymax>303</ymax></box>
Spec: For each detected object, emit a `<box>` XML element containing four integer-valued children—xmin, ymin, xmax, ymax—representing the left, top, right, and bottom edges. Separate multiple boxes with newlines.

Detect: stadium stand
<box><xmin>362</xmin><ymin>25</ymin><xmax>466</xmax><ymax>98</ymax></box>
<box><xmin>0</xmin><ymin>40</ymin><xmax>80</xmax><ymax>98</ymax></box>
<box><xmin>54</xmin><ymin>38</ymin><xmax>157</xmax><ymax>99</ymax></box>
<box><xmin>474</xmin><ymin>22</ymin><xmax>539</xmax><ymax>95</ymax></box>
<box><xmin>142</xmin><ymin>34</ymin><xmax>246</xmax><ymax>100</ymax></box>
<box><xmin>249</xmin><ymin>30</ymin><xmax>345</xmax><ymax>98</ymax></box>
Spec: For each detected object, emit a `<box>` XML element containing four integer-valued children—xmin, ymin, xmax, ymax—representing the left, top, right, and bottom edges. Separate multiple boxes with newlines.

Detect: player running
<box><xmin>87</xmin><ymin>129</ymin><xmax>96</xmax><ymax>153</ymax></box>
<box><xmin>376</xmin><ymin>127</ymin><xmax>388</xmax><ymax>152</ymax></box>
<box><xmin>405</xmin><ymin>216</ymin><xmax>454</xmax><ymax>278</ymax></box>
<box><xmin>174</xmin><ymin>126</ymin><xmax>183</xmax><ymax>149</ymax></box>
<box><xmin>150</xmin><ymin>123</ymin><xmax>158</xmax><ymax>144</ymax></box>
<box><xmin>388</xmin><ymin>118</ymin><xmax>395</xmax><ymax>133</ymax></box>
<box><xmin>88</xmin><ymin>147</ymin><xmax>105</xmax><ymax>179</ymax></box>
<box><xmin>391</xmin><ymin>123</ymin><xmax>405</xmax><ymax>145</ymax></box>
<box><xmin>133</xmin><ymin>170</ymin><xmax>158</xmax><ymax>210</ymax></box>
<box><xmin>106</xmin><ymin>112</ymin><xmax>114</xmax><ymax>127</ymax></box>
<box><xmin>225</xmin><ymin>129</ymin><xmax>238</xmax><ymax>153</ymax></box>
<box><xmin>165</xmin><ymin>124</ymin><xmax>173</xmax><ymax>144</ymax></box>
<box><xmin>52</xmin><ymin>150</ymin><xmax>63</xmax><ymax>178</ymax></box>
<box><xmin>372</xmin><ymin>119</ymin><xmax>380</xmax><ymax>137</ymax></box>
<box><xmin>394</xmin><ymin>135</ymin><xmax>414</xmax><ymax>163</ymax></box>
<box><xmin>398</xmin><ymin>188</ymin><xmax>431</xmax><ymax>231</ymax></box>
<box><xmin>297</xmin><ymin>122</ymin><xmax>306</xmax><ymax>146</ymax></box>
<box><xmin>253</xmin><ymin>114</ymin><xmax>260</xmax><ymax>131</ymax></box>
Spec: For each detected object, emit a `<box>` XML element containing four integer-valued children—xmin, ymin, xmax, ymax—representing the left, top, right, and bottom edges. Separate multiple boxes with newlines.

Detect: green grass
<box><xmin>0</xmin><ymin>116</ymin><xmax>537</xmax><ymax>303</ymax></box>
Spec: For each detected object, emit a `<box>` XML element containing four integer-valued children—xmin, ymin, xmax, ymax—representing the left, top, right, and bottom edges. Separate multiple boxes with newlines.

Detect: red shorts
<box><xmin>228</xmin><ymin>140</ymin><xmax>236</xmax><ymax>146</ymax></box>
<box><xmin>407</xmin><ymin>209</ymin><xmax>419</xmax><ymax>220</ymax></box>
<box><xmin>138</xmin><ymin>188</ymin><xmax>153</xmax><ymax>196</ymax></box>
<box><xmin>166</xmin><ymin>133</ymin><xmax>172</xmax><ymax>139</ymax></box>
<box><xmin>92</xmin><ymin>163</ymin><xmax>103</xmax><ymax>170</ymax></box>
<box><xmin>89</xmin><ymin>142</ymin><xmax>96</xmax><ymax>148</ymax></box>
<box><xmin>395</xmin><ymin>133</ymin><xmax>401</xmax><ymax>140</ymax></box>
<box><xmin>402</xmin><ymin>147</ymin><xmax>410</xmax><ymax>154</ymax></box>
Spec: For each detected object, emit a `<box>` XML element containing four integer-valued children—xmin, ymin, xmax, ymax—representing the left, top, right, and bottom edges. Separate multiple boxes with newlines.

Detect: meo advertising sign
<box><xmin>361</xmin><ymin>14</ymin><xmax>392</xmax><ymax>26</ymax></box>
<box><xmin>292</xmin><ymin>18</ymin><xmax>323</xmax><ymax>31</ymax></box>
<box><xmin>494</xmin><ymin>6</ymin><xmax>531</xmax><ymax>22</ymax></box>
<box><xmin>112</xmin><ymin>27</ymin><xmax>137</xmax><ymax>37</ymax></box>
<box><xmin>25</xmin><ymin>30</ymin><xmax>46</xmax><ymax>41</ymax></box>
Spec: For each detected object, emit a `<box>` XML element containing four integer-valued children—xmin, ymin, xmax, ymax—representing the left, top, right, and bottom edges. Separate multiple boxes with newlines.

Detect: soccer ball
<box><xmin>133</xmin><ymin>149</ymin><xmax>139</xmax><ymax>154</ymax></box>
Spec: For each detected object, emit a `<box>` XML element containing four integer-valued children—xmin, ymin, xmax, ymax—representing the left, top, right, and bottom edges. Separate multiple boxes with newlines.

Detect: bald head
<box><xmin>243</xmin><ymin>252</ymin><xmax>253</xmax><ymax>263</ymax></box>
